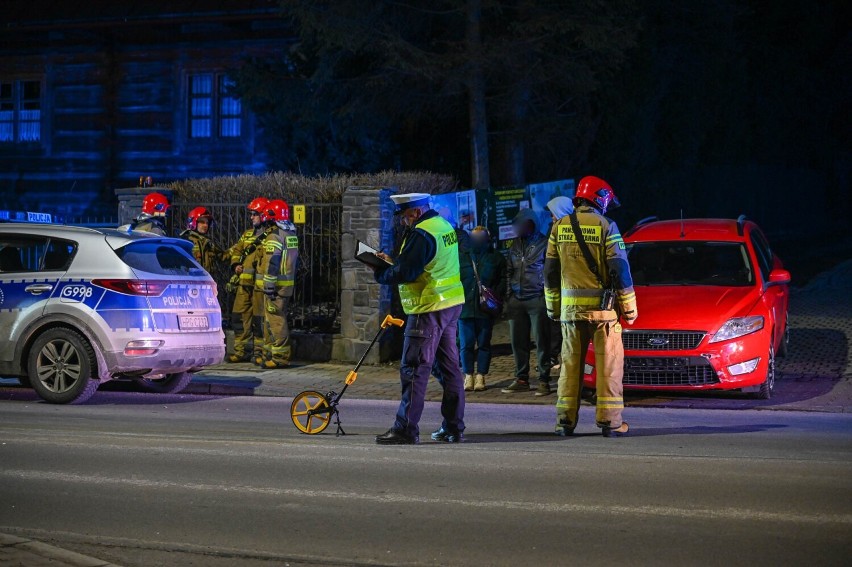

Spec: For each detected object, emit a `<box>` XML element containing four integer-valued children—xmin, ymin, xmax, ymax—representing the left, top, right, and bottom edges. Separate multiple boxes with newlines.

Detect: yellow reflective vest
<box><xmin>398</xmin><ymin>215</ymin><xmax>465</xmax><ymax>315</ymax></box>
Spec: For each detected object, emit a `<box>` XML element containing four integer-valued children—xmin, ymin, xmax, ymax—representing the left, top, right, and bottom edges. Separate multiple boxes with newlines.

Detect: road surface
<box><xmin>1</xmin><ymin>391</ymin><xmax>850</xmax><ymax>566</ymax></box>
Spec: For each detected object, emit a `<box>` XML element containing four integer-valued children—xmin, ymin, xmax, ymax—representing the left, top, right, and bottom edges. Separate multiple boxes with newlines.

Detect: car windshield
<box><xmin>115</xmin><ymin>241</ymin><xmax>206</xmax><ymax>277</ymax></box>
<box><xmin>627</xmin><ymin>241</ymin><xmax>753</xmax><ymax>286</ymax></box>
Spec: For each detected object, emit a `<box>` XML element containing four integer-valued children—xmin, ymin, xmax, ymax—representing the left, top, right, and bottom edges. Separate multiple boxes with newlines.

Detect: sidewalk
<box><xmin>192</xmin><ymin>260</ymin><xmax>852</xmax><ymax>413</ymax></box>
<box><xmin>0</xmin><ymin>532</ymin><xmax>121</xmax><ymax>567</ymax></box>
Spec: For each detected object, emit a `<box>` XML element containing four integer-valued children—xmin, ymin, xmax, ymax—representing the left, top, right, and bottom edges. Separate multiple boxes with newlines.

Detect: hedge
<box><xmin>167</xmin><ymin>170</ymin><xmax>459</xmax><ymax>204</ymax></box>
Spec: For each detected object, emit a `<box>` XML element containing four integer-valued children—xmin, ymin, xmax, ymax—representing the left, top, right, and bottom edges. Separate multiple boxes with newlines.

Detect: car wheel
<box><xmin>135</xmin><ymin>372</ymin><xmax>193</xmax><ymax>394</ymax></box>
<box><xmin>751</xmin><ymin>344</ymin><xmax>776</xmax><ymax>400</ymax></box>
<box><xmin>28</xmin><ymin>329</ymin><xmax>99</xmax><ymax>404</ymax></box>
<box><xmin>777</xmin><ymin>317</ymin><xmax>790</xmax><ymax>358</ymax></box>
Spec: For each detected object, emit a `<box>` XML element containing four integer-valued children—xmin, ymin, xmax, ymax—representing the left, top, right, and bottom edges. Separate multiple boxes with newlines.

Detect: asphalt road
<box><xmin>0</xmin><ymin>391</ymin><xmax>850</xmax><ymax>566</ymax></box>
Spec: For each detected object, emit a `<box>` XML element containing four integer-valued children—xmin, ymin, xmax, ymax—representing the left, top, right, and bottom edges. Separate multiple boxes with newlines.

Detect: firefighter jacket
<box><xmin>128</xmin><ymin>216</ymin><xmax>166</xmax><ymax>236</ymax></box>
<box><xmin>506</xmin><ymin>231</ymin><xmax>548</xmax><ymax>300</ymax></box>
<box><xmin>256</xmin><ymin>226</ymin><xmax>299</xmax><ymax>298</ymax></box>
<box><xmin>544</xmin><ymin>204</ymin><xmax>638</xmax><ymax>323</ymax></box>
<box><xmin>181</xmin><ymin>229</ymin><xmax>222</xmax><ymax>274</ymax></box>
<box><xmin>374</xmin><ymin>210</ymin><xmax>464</xmax><ymax>315</ymax></box>
<box><xmin>226</xmin><ymin>226</ymin><xmax>268</xmax><ymax>289</ymax></box>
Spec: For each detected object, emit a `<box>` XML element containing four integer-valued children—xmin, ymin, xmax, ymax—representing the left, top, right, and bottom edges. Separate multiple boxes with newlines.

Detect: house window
<box><xmin>188</xmin><ymin>73</ymin><xmax>242</xmax><ymax>139</ymax></box>
<box><xmin>0</xmin><ymin>79</ymin><xmax>42</xmax><ymax>143</ymax></box>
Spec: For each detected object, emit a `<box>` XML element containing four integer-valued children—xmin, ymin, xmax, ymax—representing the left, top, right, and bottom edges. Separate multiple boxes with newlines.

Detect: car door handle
<box><xmin>25</xmin><ymin>284</ymin><xmax>53</xmax><ymax>295</ymax></box>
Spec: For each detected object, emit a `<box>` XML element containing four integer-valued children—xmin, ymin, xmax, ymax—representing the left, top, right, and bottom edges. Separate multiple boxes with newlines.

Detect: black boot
<box><xmin>375</xmin><ymin>429</ymin><xmax>419</xmax><ymax>445</ymax></box>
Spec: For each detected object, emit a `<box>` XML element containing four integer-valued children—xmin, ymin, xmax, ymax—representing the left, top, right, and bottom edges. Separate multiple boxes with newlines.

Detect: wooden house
<box><xmin>0</xmin><ymin>0</ymin><xmax>291</xmax><ymax>220</ymax></box>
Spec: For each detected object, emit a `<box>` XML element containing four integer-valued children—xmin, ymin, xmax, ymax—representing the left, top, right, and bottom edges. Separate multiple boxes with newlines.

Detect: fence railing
<box><xmin>168</xmin><ymin>201</ymin><xmax>343</xmax><ymax>334</ymax></box>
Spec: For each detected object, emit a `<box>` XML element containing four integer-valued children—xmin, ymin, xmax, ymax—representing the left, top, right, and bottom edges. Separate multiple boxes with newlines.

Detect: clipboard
<box><xmin>355</xmin><ymin>240</ymin><xmax>393</xmax><ymax>269</ymax></box>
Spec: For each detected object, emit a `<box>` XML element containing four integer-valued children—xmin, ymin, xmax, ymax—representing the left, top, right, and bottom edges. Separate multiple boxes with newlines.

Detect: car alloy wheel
<box><xmin>28</xmin><ymin>328</ymin><xmax>99</xmax><ymax>404</ymax></box>
<box><xmin>752</xmin><ymin>344</ymin><xmax>775</xmax><ymax>400</ymax></box>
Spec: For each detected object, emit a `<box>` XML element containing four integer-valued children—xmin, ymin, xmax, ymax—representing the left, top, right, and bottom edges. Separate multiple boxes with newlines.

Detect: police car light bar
<box><xmin>0</xmin><ymin>209</ymin><xmax>53</xmax><ymax>223</ymax></box>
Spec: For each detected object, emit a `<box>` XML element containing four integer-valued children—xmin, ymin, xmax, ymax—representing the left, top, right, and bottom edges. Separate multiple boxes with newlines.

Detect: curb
<box><xmin>0</xmin><ymin>532</ymin><xmax>122</xmax><ymax>567</ymax></box>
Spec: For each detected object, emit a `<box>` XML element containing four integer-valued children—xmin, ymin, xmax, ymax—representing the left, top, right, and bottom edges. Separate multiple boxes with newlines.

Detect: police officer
<box><xmin>256</xmin><ymin>199</ymin><xmax>299</xmax><ymax>368</ymax></box>
<box><xmin>544</xmin><ymin>176</ymin><xmax>637</xmax><ymax>437</ymax></box>
<box><xmin>225</xmin><ymin>197</ymin><xmax>272</xmax><ymax>364</ymax></box>
<box><xmin>124</xmin><ymin>192</ymin><xmax>169</xmax><ymax>235</ymax></box>
<box><xmin>372</xmin><ymin>193</ymin><xmax>466</xmax><ymax>445</ymax></box>
<box><xmin>181</xmin><ymin>207</ymin><xmax>223</xmax><ymax>274</ymax></box>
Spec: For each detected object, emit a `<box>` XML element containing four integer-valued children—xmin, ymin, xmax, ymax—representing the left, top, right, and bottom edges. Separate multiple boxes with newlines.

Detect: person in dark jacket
<box><xmin>502</xmin><ymin>208</ymin><xmax>554</xmax><ymax>396</ymax></box>
<box><xmin>458</xmin><ymin>226</ymin><xmax>506</xmax><ymax>392</ymax></box>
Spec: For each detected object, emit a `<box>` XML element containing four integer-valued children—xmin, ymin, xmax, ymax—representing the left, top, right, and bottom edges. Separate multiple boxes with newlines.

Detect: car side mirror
<box><xmin>768</xmin><ymin>268</ymin><xmax>790</xmax><ymax>285</ymax></box>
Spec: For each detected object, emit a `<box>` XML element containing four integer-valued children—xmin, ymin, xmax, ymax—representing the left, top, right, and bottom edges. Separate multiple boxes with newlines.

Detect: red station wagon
<box><xmin>584</xmin><ymin>216</ymin><xmax>790</xmax><ymax>399</ymax></box>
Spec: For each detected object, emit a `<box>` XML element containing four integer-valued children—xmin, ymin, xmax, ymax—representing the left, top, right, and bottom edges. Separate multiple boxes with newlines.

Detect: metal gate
<box><xmin>168</xmin><ymin>201</ymin><xmax>342</xmax><ymax>333</ymax></box>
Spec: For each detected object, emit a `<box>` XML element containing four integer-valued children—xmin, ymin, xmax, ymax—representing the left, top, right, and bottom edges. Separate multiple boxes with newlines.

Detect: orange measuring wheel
<box><xmin>288</xmin><ymin>314</ymin><xmax>405</xmax><ymax>436</ymax></box>
<box><xmin>290</xmin><ymin>391</ymin><xmax>332</xmax><ymax>435</ymax></box>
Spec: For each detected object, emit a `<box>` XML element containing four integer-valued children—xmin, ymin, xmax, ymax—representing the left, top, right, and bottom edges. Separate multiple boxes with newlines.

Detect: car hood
<box><xmin>632</xmin><ymin>285</ymin><xmax>759</xmax><ymax>332</ymax></box>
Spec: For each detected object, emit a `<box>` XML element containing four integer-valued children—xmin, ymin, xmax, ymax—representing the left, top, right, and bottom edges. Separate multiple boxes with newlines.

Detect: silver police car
<box><xmin>0</xmin><ymin>223</ymin><xmax>225</xmax><ymax>403</ymax></box>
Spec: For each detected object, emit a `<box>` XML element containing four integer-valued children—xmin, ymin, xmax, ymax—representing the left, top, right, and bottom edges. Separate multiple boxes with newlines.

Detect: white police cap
<box><xmin>389</xmin><ymin>192</ymin><xmax>431</xmax><ymax>214</ymax></box>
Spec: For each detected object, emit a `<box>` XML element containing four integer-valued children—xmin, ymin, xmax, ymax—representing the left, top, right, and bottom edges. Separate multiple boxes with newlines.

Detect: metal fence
<box><xmin>168</xmin><ymin>201</ymin><xmax>343</xmax><ymax>334</ymax></box>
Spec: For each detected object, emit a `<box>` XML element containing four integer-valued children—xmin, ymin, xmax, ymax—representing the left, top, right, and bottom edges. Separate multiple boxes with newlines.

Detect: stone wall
<box><xmin>115</xmin><ymin>187</ymin><xmax>174</xmax><ymax>225</ymax></box>
<box><xmin>339</xmin><ymin>186</ymin><xmax>399</xmax><ymax>363</ymax></box>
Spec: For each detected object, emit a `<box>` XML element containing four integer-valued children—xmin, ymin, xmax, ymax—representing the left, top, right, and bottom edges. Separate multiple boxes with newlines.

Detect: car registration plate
<box><xmin>179</xmin><ymin>315</ymin><xmax>209</xmax><ymax>330</ymax></box>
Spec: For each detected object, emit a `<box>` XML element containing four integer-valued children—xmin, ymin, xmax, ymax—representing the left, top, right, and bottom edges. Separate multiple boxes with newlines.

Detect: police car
<box><xmin>0</xmin><ymin>214</ymin><xmax>225</xmax><ymax>404</ymax></box>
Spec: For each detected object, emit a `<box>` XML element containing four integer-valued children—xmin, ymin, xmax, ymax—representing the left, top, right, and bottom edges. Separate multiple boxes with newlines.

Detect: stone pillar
<box><xmin>339</xmin><ymin>186</ymin><xmax>398</xmax><ymax>363</ymax></box>
<box><xmin>114</xmin><ymin>186</ymin><xmax>174</xmax><ymax>225</ymax></box>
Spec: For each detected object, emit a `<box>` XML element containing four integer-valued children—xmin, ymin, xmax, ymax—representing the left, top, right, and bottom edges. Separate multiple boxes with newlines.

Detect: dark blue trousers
<box><xmin>394</xmin><ymin>305</ymin><xmax>465</xmax><ymax>436</ymax></box>
<box><xmin>458</xmin><ymin>316</ymin><xmax>495</xmax><ymax>375</ymax></box>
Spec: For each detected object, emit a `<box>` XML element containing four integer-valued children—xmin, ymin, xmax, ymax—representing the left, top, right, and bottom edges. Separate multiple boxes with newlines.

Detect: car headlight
<box><xmin>709</xmin><ymin>316</ymin><xmax>764</xmax><ymax>343</ymax></box>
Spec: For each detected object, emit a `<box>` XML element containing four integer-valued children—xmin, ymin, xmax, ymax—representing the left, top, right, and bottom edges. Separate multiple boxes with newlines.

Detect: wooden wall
<box><xmin>0</xmin><ymin>4</ymin><xmax>290</xmax><ymax>219</ymax></box>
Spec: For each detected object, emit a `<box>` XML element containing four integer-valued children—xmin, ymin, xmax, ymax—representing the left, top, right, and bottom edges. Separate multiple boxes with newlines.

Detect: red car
<box><xmin>583</xmin><ymin>216</ymin><xmax>790</xmax><ymax>399</ymax></box>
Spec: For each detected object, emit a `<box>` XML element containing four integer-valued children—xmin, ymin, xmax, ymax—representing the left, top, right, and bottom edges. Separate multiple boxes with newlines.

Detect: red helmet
<box><xmin>264</xmin><ymin>199</ymin><xmax>290</xmax><ymax>223</ymax></box>
<box><xmin>186</xmin><ymin>206</ymin><xmax>214</xmax><ymax>230</ymax></box>
<box><xmin>141</xmin><ymin>192</ymin><xmax>170</xmax><ymax>216</ymax></box>
<box><xmin>247</xmin><ymin>197</ymin><xmax>269</xmax><ymax>216</ymax></box>
<box><xmin>575</xmin><ymin>176</ymin><xmax>620</xmax><ymax>213</ymax></box>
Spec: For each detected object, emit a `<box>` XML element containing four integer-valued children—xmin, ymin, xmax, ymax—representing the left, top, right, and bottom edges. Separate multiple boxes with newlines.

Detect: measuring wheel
<box><xmin>290</xmin><ymin>390</ymin><xmax>333</xmax><ymax>434</ymax></box>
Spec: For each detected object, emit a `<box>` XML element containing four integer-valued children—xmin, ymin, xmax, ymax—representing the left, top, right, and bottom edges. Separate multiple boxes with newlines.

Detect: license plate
<box><xmin>179</xmin><ymin>315</ymin><xmax>209</xmax><ymax>330</ymax></box>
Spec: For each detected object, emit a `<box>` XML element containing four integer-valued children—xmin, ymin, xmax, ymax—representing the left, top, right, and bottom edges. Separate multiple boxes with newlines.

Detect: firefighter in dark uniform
<box><xmin>544</xmin><ymin>176</ymin><xmax>637</xmax><ymax>437</ymax></box>
<box><xmin>371</xmin><ymin>193</ymin><xmax>466</xmax><ymax>445</ymax></box>
<box><xmin>256</xmin><ymin>199</ymin><xmax>299</xmax><ymax>368</ymax></box>
<box><xmin>181</xmin><ymin>207</ymin><xmax>223</xmax><ymax>274</ymax></box>
<box><xmin>224</xmin><ymin>197</ymin><xmax>271</xmax><ymax>363</ymax></box>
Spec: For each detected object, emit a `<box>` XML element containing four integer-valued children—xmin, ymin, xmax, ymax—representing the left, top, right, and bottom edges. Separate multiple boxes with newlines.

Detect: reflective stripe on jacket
<box><xmin>256</xmin><ymin>229</ymin><xmax>299</xmax><ymax>297</ymax></box>
<box><xmin>398</xmin><ymin>215</ymin><xmax>464</xmax><ymax>314</ymax></box>
<box><xmin>544</xmin><ymin>205</ymin><xmax>637</xmax><ymax>322</ymax></box>
<box><xmin>226</xmin><ymin>227</ymin><xmax>264</xmax><ymax>287</ymax></box>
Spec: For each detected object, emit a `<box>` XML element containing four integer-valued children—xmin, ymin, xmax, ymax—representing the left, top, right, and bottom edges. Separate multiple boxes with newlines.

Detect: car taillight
<box><xmin>125</xmin><ymin>339</ymin><xmax>164</xmax><ymax>356</ymax></box>
<box><xmin>91</xmin><ymin>279</ymin><xmax>168</xmax><ymax>296</ymax></box>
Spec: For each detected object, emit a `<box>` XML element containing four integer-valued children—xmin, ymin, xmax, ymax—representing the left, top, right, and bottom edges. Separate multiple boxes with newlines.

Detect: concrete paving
<box><xmin>184</xmin><ymin>259</ymin><xmax>852</xmax><ymax>412</ymax></box>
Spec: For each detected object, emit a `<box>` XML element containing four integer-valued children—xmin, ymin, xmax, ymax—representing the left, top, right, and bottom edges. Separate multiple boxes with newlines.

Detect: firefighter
<box><xmin>256</xmin><ymin>199</ymin><xmax>299</xmax><ymax>368</ymax></box>
<box><xmin>224</xmin><ymin>197</ymin><xmax>272</xmax><ymax>363</ymax></box>
<box><xmin>544</xmin><ymin>176</ymin><xmax>637</xmax><ymax>437</ymax></box>
<box><xmin>181</xmin><ymin>206</ymin><xmax>223</xmax><ymax>274</ymax></box>
<box><xmin>124</xmin><ymin>191</ymin><xmax>170</xmax><ymax>235</ymax></box>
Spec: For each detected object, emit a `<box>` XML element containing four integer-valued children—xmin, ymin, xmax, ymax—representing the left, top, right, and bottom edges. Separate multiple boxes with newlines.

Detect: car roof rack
<box><xmin>736</xmin><ymin>214</ymin><xmax>747</xmax><ymax>236</ymax></box>
<box><xmin>624</xmin><ymin>215</ymin><xmax>658</xmax><ymax>237</ymax></box>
